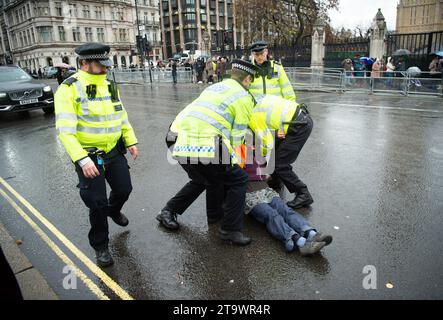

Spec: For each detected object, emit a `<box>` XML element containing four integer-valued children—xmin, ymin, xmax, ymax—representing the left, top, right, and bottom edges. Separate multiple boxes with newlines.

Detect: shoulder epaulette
<box><xmin>62</xmin><ymin>77</ymin><xmax>78</xmax><ymax>86</ymax></box>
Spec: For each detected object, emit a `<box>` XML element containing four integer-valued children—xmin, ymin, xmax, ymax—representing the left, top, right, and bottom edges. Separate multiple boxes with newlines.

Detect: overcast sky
<box><xmin>328</xmin><ymin>0</ymin><xmax>398</xmax><ymax>31</ymax></box>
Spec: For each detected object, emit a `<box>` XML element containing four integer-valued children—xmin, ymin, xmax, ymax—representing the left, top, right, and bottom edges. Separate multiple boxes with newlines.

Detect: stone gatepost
<box><xmin>369</xmin><ymin>8</ymin><xmax>387</xmax><ymax>60</ymax></box>
<box><xmin>311</xmin><ymin>18</ymin><xmax>326</xmax><ymax>70</ymax></box>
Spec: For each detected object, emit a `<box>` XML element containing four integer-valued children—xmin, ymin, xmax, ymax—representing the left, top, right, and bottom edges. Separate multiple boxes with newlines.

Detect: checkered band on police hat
<box><xmin>231</xmin><ymin>59</ymin><xmax>259</xmax><ymax>76</ymax></box>
<box><xmin>76</xmin><ymin>53</ymin><xmax>110</xmax><ymax>60</ymax></box>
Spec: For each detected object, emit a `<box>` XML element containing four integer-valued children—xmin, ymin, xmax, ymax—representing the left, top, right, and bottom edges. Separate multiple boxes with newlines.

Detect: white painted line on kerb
<box><xmin>0</xmin><ymin>177</ymin><xmax>134</xmax><ymax>300</ymax></box>
<box><xmin>0</xmin><ymin>188</ymin><xmax>109</xmax><ymax>300</ymax></box>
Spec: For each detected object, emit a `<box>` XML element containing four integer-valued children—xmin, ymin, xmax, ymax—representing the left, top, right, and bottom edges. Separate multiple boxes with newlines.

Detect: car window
<box><xmin>0</xmin><ymin>68</ymin><xmax>32</xmax><ymax>82</ymax></box>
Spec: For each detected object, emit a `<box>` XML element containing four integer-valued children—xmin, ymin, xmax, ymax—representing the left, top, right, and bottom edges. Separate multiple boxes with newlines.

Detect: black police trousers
<box><xmin>165</xmin><ymin>163</ymin><xmax>248</xmax><ymax>231</ymax></box>
<box><xmin>163</xmin><ymin>133</ymin><xmax>224</xmax><ymax>221</ymax></box>
<box><xmin>75</xmin><ymin>152</ymin><xmax>132</xmax><ymax>250</ymax></box>
<box><xmin>270</xmin><ymin>111</ymin><xmax>313</xmax><ymax>194</ymax></box>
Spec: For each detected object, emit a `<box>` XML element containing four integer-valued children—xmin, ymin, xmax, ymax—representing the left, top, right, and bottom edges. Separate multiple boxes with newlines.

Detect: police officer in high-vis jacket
<box><xmin>249</xmin><ymin>94</ymin><xmax>314</xmax><ymax>209</ymax></box>
<box><xmin>157</xmin><ymin>60</ymin><xmax>260</xmax><ymax>246</ymax></box>
<box><xmin>249</xmin><ymin>41</ymin><xmax>296</xmax><ymax>101</ymax></box>
<box><xmin>55</xmin><ymin>43</ymin><xmax>139</xmax><ymax>267</ymax></box>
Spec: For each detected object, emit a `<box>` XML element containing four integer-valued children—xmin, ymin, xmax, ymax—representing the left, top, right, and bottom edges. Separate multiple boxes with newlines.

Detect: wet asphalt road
<box><xmin>1</xmin><ymin>81</ymin><xmax>443</xmax><ymax>300</ymax></box>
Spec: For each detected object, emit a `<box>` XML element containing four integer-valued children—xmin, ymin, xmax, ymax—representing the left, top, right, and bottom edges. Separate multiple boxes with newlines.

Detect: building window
<box><xmin>85</xmin><ymin>27</ymin><xmax>93</xmax><ymax>41</ymax></box>
<box><xmin>144</xmin><ymin>12</ymin><xmax>148</xmax><ymax>24</ymax></box>
<box><xmin>37</xmin><ymin>26</ymin><xmax>53</xmax><ymax>43</ymax></box>
<box><xmin>114</xmin><ymin>8</ymin><xmax>124</xmax><ymax>21</ymax></box>
<box><xmin>59</xmin><ymin>26</ymin><xmax>66</xmax><ymax>41</ymax></box>
<box><xmin>37</xmin><ymin>1</ymin><xmax>50</xmax><ymax>16</ymax></box>
<box><xmin>15</xmin><ymin>10</ymin><xmax>19</xmax><ymax>24</ymax></box>
<box><xmin>27</xmin><ymin>30</ymin><xmax>32</xmax><ymax>45</ymax></box>
<box><xmin>83</xmin><ymin>5</ymin><xmax>90</xmax><ymax>18</ymax></box>
<box><xmin>27</xmin><ymin>3</ymin><xmax>31</xmax><ymax>18</ymax></box>
<box><xmin>70</xmin><ymin>4</ymin><xmax>78</xmax><ymax>17</ymax></box>
<box><xmin>119</xmin><ymin>28</ymin><xmax>128</xmax><ymax>42</ymax></box>
<box><xmin>97</xmin><ymin>28</ymin><xmax>105</xmax><ymax>42</ymax></box>
<box><xmin>55</xmin><ymin>2</ymin><xmax>62</xmax><ymax>16</ymax></box>
<box><xmin>184</xmin><ymin>13</ymin><xmax>196</xmax><ymax>24</ymax></box>
<box><xmin>95</xmin><ymin>6</ymin><xmax>103</xmax><ymax>19</ymax></box>
<box><xmin>72</xmin><ymin>27</ymin><xmax>81</xmax><ymax>41</ymax></box>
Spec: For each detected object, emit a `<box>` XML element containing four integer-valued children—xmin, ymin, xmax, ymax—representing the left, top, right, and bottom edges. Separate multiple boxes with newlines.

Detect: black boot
<box><xmin>156</xmin><ymin>209</ymin><xmax>179</xmax><ymax>230</ymax></box>
<box><xmin>110</xmin><ymin>212</ymin><xmax>129</xmax><ymax>227</ymax></box>
<box><xmin>287</xmin><ymin>188</ymin><xmax>314</xmax><ymax>209</ymax></box>
<box><xmin>207</xmin><ymin>213</ymin><xmax>223</xmax><ymax>225</ymax></box>
<box><xmin>95</xmin><ymin>248</ymin><xmax>114</xmax><ymax>267</ymax></box>
<box><xmin>218</xmin><ymin>228</ymin><xmax>251</xmax><ymax>246</ymax></box>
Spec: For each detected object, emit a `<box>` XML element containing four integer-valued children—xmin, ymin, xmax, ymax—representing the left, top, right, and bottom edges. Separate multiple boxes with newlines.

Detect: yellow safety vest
<box><xmin>249</xmin><ymin>94</ymin><xmax>300</xmax><ymax>156</ymax></box>
<box><xmin>249</xmin><ymin>60</ymin><xmax>296</xmax><ymax>102</ymax></box>
<box><xmin>55</xmin><ymin>70</ymin><xmax>137</xmax><ymax>163</ymax></box>
<box><xmin>171</xmin><ymin>78</ymin><xmax>255</xmax><ymax>164</ymax></box>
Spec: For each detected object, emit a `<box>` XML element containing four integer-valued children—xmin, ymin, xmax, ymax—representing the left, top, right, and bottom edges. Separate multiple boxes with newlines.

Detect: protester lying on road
<box><xmin>244</xmin><ymin>161</ymin><xmax>333</xmax><ymax>255</ymax></box>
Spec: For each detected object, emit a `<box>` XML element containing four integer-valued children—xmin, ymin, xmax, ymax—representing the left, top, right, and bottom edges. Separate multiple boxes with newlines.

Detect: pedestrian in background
<box><xmin>342</xmin><ymin>58</ymin><xmax>354</xmax><ymax>86</ymax></box>
<box><xmin>205</xmin><ymin>58</ymin><xmax>214</xmax><ymax>84</ymax></box>
<box><xmin>171</xmin><ymin>59</ymin><xmax>177</xmax><ymax>84</ymax></box>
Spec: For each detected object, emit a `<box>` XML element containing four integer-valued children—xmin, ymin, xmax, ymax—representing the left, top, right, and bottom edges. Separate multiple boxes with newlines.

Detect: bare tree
<box><xmin>235</xmin><ymin>0</ymin><xmax>340</xmax><ymax>46</ymax></box>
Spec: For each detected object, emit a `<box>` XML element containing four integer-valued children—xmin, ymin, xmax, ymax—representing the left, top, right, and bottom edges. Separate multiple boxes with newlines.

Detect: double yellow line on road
<box><xmin>0</xmin><ymin>177</ymin><xmax>134</xmax><ymax>300</ymax></box>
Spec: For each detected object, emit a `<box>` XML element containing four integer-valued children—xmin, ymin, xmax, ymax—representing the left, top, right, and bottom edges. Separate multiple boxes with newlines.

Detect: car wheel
<box><xmin>43</xmin><ymin>106</ymin><xmax>55</xmax><ymax>114</ymax></box>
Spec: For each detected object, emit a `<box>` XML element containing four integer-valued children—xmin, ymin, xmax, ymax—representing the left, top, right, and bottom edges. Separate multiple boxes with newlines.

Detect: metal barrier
<box><xmin>111</xmin><ymin>68</ymin><xmax>193</xmax><ymax>83</ymax></box>
<box><xmin>285</xmin><ymin>68</ymin><xmax>442</xmax><ymax>97</ymax></box>
<box><xmin>111</xmin><ymin>67</ymin><xmax>443</xmax><ymax>97</ymax></box>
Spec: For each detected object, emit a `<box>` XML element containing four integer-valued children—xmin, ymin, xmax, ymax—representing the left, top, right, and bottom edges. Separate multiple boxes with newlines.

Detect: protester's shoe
<box><xmin>298</xmin><ymin>241</ymin><xmax>326</xmax><ymax>256</ymax></box>
<box><xmin>207</xmin><ymin>213</ymin><xmax>223</xmax><ymax>225</ymax></box>
<box><xmin>284</xmin><ymin>238</ymin><xmax>295</xmax><ymax>252</ymax></box>
<box><xmin>312</xmin><ymin>233</ymin><xmax>333</xmax><ymax>246</ymax></box>
<box><xmin>95</xmin><ymin>248</ymin><xmax>114</xmax><ymax>267</ymax></box>
<box><xmin>156</xmin><ymin>209</ymin><xmax>179</xmax><ymax>230</ymax></box>
<box><xmin>287</xmin><ymin>188</ymin><xmax>314</xmax><ymax>209</ymax></box>
<box><xmin>111</xmin><ymin>212</ymin><xmax>129</xmax><ymax>227</ymax></box>
<box><xmin>218</xmin><ymin>228</ymin><xmax>251</xmax><ymax>246</ymax></box>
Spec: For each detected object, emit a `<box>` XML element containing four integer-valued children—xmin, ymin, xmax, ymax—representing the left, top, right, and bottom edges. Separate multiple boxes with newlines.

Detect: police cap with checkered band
<box><xmin>250</xmin><ymin>40</ymin><xmax>268</xmax><ymax>53</ymax></box>
<box><xmin>75</xmin><ymin>42</ymin><xmax>113</xmax><ymax>67</ymax></box>
<box><xmin>231</xmin><ymin>59</ymin><xmax>260</xmax><ymax>77</ymax></box>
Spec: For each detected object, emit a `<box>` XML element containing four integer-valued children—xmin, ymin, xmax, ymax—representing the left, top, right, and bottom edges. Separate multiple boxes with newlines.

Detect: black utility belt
<box><xmin>85</xmin><ymin>146</ymin><xmax>121</xmax><ymax>160</ymax></box>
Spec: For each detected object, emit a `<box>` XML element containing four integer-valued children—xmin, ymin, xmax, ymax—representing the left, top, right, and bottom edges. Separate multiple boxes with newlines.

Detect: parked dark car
<box><xmin>0</xmin><ymin>66</ymin><xmax>54</xmax><ymax>114</ymax></box>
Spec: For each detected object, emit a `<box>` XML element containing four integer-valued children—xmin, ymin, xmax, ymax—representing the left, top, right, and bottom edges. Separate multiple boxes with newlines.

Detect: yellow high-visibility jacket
<box><xmin>55</xmin><ymin>70</ymin><xmax>137</xmax><ymax>163</ymax></box>
<box><xmin>249</xmin><ymin>94</ymin><xmax>300</xmax><ymax>156</ymax></box>
<box><xmin>249</xmin><ymin>60</ymin><xmax>296</xmax><ymax>102</ymax></box>
<box><xmin>170</xmin><ymin>78</ymin><xmax>255</xmax><ymax>164</ymax></box>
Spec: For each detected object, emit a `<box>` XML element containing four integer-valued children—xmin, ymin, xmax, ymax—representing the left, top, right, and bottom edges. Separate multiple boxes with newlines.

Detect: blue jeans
<box><xmin>250</xmin><ymin>197</ymin><xmax>315</xmax><ymax>250</ymax></box>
